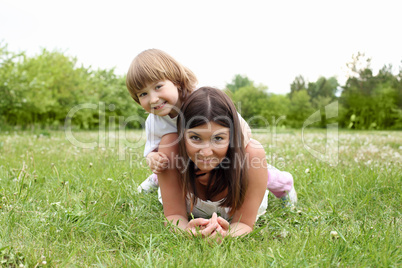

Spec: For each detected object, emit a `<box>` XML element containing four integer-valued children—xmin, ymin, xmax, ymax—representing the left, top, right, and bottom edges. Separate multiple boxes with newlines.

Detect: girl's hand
<box><xmin>146</xmin><ymin>152</ymin><xmax>169</xmax><ymax>174</ymax></box>
<box><xmin>186</xmin><ymin>218</ymin><xmax>218</xmax><ymax>237</ymax></box>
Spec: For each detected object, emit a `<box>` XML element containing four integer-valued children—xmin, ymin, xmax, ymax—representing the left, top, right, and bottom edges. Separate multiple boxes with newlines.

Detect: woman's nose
<box><xmin>199</xmin><ymin>146</ymin><xmax>213</xmax><ymax>157</ymax></box>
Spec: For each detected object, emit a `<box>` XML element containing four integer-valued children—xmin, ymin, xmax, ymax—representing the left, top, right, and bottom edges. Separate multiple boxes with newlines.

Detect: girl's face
<box><xmin>136</xmin><ymin>80</ymin><xmax>181</xmax><ymax>118</ymax></box>
<box><xmin>184</xmin><ymin>121</ymin><xmax>230</xmax><ymax>172</ymax></box>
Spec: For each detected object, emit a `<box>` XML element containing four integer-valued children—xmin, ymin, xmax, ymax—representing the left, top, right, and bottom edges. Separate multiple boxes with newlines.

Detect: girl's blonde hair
<box><xmin>126</xmin><ymin>49</ymin><xmax>198</xmax><ymax>104</ymax></box>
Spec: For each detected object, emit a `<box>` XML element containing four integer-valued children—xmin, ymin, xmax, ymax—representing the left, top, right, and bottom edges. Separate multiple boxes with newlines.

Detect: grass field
<box><xmin>0</xmin><ymin>129</ymin><xmax>401</xmax><ymax>267</ymax></box>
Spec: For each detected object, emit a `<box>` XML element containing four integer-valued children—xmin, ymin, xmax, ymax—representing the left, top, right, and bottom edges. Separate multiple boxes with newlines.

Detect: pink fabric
<box><xmin>267</xmin><ymin>168</ymin><xmax>293</xmax><ymax>198</ymax></box>
<box><xmin>149</xmin><ymin>173</ymin><xmax>159</xmax><ymax>185</ymax></box>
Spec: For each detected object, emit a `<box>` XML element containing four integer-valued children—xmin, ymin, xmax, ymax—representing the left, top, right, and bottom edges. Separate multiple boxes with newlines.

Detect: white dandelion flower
<box><xmin>330</xmin><ymin>231</ymin><xmax>339</xmax><ymax>239</ymax></box>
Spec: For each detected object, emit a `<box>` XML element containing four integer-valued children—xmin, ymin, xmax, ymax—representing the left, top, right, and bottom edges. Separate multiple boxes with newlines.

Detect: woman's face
<box><xmin>184</xmin><ymin>121</ymin><xmax>230</xmax><ymax>172</ymax></box>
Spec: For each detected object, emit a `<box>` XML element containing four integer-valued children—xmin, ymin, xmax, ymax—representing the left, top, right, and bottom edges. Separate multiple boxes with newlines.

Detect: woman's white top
<box><xmin>158</xmin><ymin>188</ymin><xmax>268</xmax><ymax>221</ymax></box>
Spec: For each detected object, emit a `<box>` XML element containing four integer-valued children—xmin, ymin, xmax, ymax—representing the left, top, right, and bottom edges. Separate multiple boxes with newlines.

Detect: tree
<box><xmin>226</xmin><ymin>74</ymin><xmax>254</xmax><ymax>93</ymax></box>
<box><xmin>287</xmin><ymin>90</ymin><xmax>315</xmax><ymax>128</ymax></box>
<box><xmin>339</xmin><ymin>53</ymin><xmax>402</xmax><ymax>129</ymax></box>
<box><xmin>289</xmin><ymin>75</ymin><xmax>306</xmax><ymax>98</ymax></box>
<box><xmin>0</xmin><ymin>44</ymin><xmax>145</xmax><ymax>129</ymax></box>
<box><xmin>0</xmin><ymin>43</ymin><xmax>25</xmax><ymax>126</ymax></box>
<box><xmin>231</xmin><ymin>85</ymin><xmax>269</xmax><ymax>127</ymax></box>
<box><xmin>307</xmin><ymin>76</ymin><xmax>338</xmax><ymax>102</ymax></box>
<box><xmin>261</xmin><ymin>94</ymin><xmax>290</xmax><ymax>127</ymax></box>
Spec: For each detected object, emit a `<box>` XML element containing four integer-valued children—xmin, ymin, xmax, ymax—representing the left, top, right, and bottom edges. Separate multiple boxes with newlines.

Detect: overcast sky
<box><xmin>1</xmin><ymin>0</ymin><xmax>401</xmax><ymax>94</ymax></box>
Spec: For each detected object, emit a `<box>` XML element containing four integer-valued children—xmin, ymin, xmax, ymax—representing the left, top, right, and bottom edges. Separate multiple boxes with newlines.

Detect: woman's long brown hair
<box><xmin>177</xmin><ymin>87</ymin><xmax>248</xmax><ymax>215</ymax></box>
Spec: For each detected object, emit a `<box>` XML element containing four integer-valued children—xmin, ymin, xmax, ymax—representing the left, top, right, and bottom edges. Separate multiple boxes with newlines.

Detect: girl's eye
<box><xmin>155</xmin><ymin>85</ymin><xmax>162</xmax><ymax>90</ymax></box>
<box><xmin>138</xmin><ymin>92</ymin><xmax>147</xmax><ymax>98</ymax></box>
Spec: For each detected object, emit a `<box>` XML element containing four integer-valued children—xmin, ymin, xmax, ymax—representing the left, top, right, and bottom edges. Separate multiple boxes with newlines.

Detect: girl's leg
<box><xmin>266</xmin><ymin>165</ymin><xmax>293</xmax><ymax>198</ymax></box>
<box><xmin>267</xmin><ymin>166</ymin><xmax>297</xmax><ymax>206</ymax></box>
<box><xmin>137</xmin><ymin>173</ymin><xmax>159</xmax><ymax>192</ymax></box>
<box><xmin>245</xmin><ymin>140</ymin><xmax>297</xmax><ymax>206</ymax></box>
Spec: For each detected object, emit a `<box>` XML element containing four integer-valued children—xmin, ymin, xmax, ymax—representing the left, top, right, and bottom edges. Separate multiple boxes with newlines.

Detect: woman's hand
<box><xmin>209</xmin><ymin>213</ymin><xmax>229</xmax><ymax>243</ymax></box>
<box><xmin>186</xmin><ymin>218</ymin><xmax>218</xmax><ymax>237</ymax></box>
<box><xmin>185</xmin><ymin>213</ymin><xmax>231</xmax><ymax>243</ymax></box>
<box><xmin>215</xmin><ymin>216</ymin><xmax>229</xmax><ymax>237</ymax></box>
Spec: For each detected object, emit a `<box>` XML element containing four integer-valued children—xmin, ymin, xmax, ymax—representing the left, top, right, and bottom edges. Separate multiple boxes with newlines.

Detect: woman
<box><xmin>158</xmin><ymin>87</ymin><xmax>268</xmax><ymax>239</ymax></box>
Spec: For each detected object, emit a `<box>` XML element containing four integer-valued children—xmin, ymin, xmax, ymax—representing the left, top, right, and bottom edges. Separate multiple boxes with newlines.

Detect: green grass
<box><xmin>0</xmin><ymin>129</ymin><xmax>401</xmax><ymax>267</ymax></box>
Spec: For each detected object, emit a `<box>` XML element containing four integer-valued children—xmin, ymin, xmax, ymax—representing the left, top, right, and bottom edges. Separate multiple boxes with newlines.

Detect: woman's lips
<box><xmin>197</xmin><ymin>158</ymin><xmax>212</xmax><ymax>164</ymax></box>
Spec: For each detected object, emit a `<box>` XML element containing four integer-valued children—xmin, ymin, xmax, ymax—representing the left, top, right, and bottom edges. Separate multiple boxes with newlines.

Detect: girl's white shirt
<box><xmin>158</xmin><ymin>188</ymin><xmax>268</xmax><ymax>222</ymax></box>
<box><xmin>143</xmin><ymin>113</ymin><xmax>177</xmax><ymax>157</ymax></box>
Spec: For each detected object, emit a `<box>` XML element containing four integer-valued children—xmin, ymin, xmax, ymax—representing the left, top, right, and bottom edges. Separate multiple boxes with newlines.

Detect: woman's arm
<box><xmin>157</xmin><ymin>133</ymin><xmax>189</xmax><ymax>229</ymax></box>
<box><xmin>229</xmin><ymin>139</ymin><xmax>268</xmax><ymax>236</ymax></box>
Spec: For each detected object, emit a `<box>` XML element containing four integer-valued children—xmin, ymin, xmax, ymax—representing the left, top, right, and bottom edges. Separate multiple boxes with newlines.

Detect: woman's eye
<box><xmin>190</xmin><ymin>136</ymin><xmax>200</xmax><ymax>141</ymax></box>
<box><xmin>213</xmin><ymin>136</ymin><xmax>224</xmax><ymax>142</ymax></box>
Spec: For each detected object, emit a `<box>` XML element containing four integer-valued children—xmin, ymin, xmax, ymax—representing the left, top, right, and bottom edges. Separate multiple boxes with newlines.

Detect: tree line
<box><xmin>228</xmin><ymin>53</ymin><xmax>402</xmax><ymax>130</ymax></box>
<box><xmin>1</xmin><ymin>43</ymin><xmax>401</xmax><ymax>130</ymax></box>
<box><xmin>0</xmin><ymin>43</ymin><xmax>146</xmax><ymax>130</ymax></box>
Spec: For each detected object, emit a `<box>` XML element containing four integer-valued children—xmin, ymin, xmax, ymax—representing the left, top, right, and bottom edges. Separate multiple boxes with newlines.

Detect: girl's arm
<box><xmin>229</xmin><ymin>139</ymin><xmax>268</xmax><ymax>236</ymax></box>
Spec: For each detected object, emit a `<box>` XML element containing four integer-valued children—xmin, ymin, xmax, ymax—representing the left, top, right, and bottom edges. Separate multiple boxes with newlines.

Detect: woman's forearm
<box><xmin>166</xmin><ymin>215</ymin><xmax>189</xmax><ymax>231</ymax></box>
<box><xmin>229</xmin><ymin>222</ymin><xmax>253</xmax><ymax>237</ymax></box>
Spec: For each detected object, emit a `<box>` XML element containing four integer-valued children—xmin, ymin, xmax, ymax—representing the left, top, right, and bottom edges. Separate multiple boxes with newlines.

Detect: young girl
<box><xmin>162</xmin><ymin>86</ymin><xmax>269</xmax><ymax>237</ymax></box>
<box><xmin>126</xmin><ymin>49</ymin><xmax>296</xmax><ymax>207</ymax></box>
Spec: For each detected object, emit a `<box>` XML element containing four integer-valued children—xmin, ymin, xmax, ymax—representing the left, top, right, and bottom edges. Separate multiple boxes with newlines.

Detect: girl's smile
<box><xmin>137</xmin><ymin>80</ymin><xmax>181</xmax><ymax>118</ymax></box>
<box><xmin>151</xmin><ymin>101</ymin><xmax>167</xmax><ymax>110</ymax></box>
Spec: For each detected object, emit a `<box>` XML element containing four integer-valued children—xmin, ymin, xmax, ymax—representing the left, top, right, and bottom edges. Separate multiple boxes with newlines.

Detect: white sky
<box><xmin>1</xmin><ymin>0</ymin><xmax>401</xmax><ymax>94</ymax></box>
